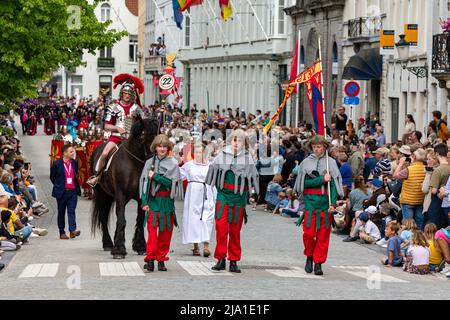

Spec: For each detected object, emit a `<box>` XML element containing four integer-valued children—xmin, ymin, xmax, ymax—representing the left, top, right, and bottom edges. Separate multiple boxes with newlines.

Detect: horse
<box><xmin>91</xmin><ymin>117</ymin><xmax>160</xmax><ymax>259</ymax></box>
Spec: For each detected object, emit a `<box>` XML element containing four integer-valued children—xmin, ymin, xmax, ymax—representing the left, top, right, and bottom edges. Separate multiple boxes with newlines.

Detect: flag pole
<box><xmin>296</xmin><ymin>30</ymin><xmax>301</xmax><ymax>127</ymax></box>
<box><xmin>317</xmin><ymin>36</ymin><xmax>332</xmax><ymax>206</ymax></box>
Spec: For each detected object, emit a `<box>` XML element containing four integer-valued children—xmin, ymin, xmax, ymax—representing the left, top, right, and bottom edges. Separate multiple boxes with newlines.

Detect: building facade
<box><xmin>177</xmin><ymin>0</ymin><xmax>295</xmax><ymax>122</ymax></box>
<box><xmin>55</xmin><ymin>0</ymin><xmax>139</xmax><ymax>100</ymax></box>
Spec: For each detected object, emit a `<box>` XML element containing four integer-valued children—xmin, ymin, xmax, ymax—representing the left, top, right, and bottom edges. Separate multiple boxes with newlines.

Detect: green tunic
<box><xmin>216</xmin><ymin>170</ymin><xmax>248</xmax><ymax>224</ymax></box>
<box><xmin>296</xmin><ymin>175</ymin><xmax>338</xmax><ymax>231</ymax></box>
<box><xmin>141</xmin><ymin>173</ymin><xmax>178</xmax><ymax>232</ymax></box>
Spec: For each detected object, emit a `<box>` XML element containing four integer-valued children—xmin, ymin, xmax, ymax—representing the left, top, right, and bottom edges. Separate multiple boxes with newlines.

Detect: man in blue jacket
<box><xmin>50</xmin><ymin>144</ymin><xmax>81</xmax><ymax>239</ymax></box>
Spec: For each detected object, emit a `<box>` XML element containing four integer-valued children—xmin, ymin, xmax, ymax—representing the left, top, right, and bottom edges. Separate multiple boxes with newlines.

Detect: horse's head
<box><xmin>129</xmin><ymin>117</ymin><xmax>160</xmax><ymax>149</ymax></box>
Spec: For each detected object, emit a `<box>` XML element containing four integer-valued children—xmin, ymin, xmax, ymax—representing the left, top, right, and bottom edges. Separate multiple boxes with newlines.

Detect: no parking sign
<box><xmin>344</xmin><ymin>81</ymin><xmax>360</xmax><ymax>105</ymax></box>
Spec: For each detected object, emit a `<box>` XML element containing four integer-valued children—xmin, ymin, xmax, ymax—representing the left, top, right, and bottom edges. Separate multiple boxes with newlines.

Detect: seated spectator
<box><xmin>399</xmin><ymin>219</ymin><xmax>417</xmax><ymax>257</ymax></box>
<box><xmin>424</xmin><ymin>223</ymin><xmax>444</xmax><ymax>272</ymax></box>
<box><xmin>0</xmin><ymin>194</ymin><xmax>32</xmax><ymax>243</ymax></box>
<box><xmin>363</xmin><ymin>146</ymin><xmax>377</xmax><ymax>182</ymax></box>
<box><xmin>363</xmin><ymin>178</ymin><xmax>387</xmax><ymax>208</ymax></box>
<box><xmin>380</xmin><ymin>221</ymin><xmax>405</xmax><ymax>267</ymax></box>
<box><xmin>280</xmin><ymin>188</ymin><xmax>301</xmax><ymax>218</ymax></box>
<box><xmin>434</xmin><ymin>227</ymin><xmax>450</xmax><ymax>267</ymax></box>
<box><xmin>338</xmin><ymin>153</ymin><xmax>352</xmax><ymax>196</ymax></box>
<box><xmin>343</xmin><ymin>176</ymin><xmax>372</xmax><ymax>233</ymax></box>
<box><xmin>403</xmin><ymin>230</ymin><xmax>430</xmax><ymax>275</ymax></box>
<box><xmin>0</xmin><ymin>209</ymin><xmax>21</xmax><ymax>250</ymax></box>
<box><xmin>344</xmin><ymin>205</ymin><xmax>378</xmax><ymax>242</ymax></box>
<box><xmin>264</xmin><ymin>174</ymin><xmax>284</xmax><ymax>211</ymax></box>
<box><xmin>272</xmin><ymin>191</ymin><xmax>288</xmax><ymax>214</ymax></box>
<box><xmin>358</xmin><ymin>212</ymin><xmax>381</xmax><ymax>244</ymax></box>
<box><xmin>372</xmin><ymin>148</ymin><xmax>392</xmax><ymax>178</ymax></box>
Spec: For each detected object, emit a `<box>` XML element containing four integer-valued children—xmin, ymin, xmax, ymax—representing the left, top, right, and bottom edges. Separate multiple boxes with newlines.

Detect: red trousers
<box><xmin>214</xmin><ymin>203</ymin><xmax>244</xmax><ymax>261</ymax></box>
<box><xmin>145</xmin><ymin>211</ymin><xmax>174</xmax><ymax>262</ymax></box>
<box><xmin>302</xmin><ymin>210</ymin><xmax>332</xmax><ymax>264</ymax></box>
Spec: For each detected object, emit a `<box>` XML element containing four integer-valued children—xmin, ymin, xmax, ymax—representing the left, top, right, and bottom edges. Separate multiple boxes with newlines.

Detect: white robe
<box><xmin>180</xmin><ymin>161</ymin><xmax>216</xmax><ymax>244</ymax></box>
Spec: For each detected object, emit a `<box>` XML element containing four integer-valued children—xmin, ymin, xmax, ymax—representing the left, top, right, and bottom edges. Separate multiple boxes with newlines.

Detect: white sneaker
<box><xmin>376</xmin><ymin>238</ymin><xmax>388</xmax><ymax>246</ymax></box>
<box><xmin>29</xmin><ymin>232</ymin><xmax>39</xmax><ymax>238</ymax></box>
<box><xmin>28</xmin><ymin>216</ymin><xmax>33</xmax><ymax>221</ymax></box>
<box><xmin>33</xmin><ymin>228</ymin><xmax>48</xmax><ymax>236</ymax></box>
<box><xmin>382</xmin><ymin>244</ymin><xmax>388</xmax><ymax>248</ymax></box>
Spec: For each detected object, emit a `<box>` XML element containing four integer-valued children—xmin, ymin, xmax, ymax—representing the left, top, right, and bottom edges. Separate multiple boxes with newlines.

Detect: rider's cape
<box><xmin>139</xmin><ymin>155</ymin><xmax>184</xmax><ymax>201</ymax></box>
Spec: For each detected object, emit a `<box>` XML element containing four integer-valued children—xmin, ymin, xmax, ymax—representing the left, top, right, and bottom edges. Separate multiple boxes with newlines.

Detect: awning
<box><xmin>342</xmin><ymin>48</ymin><xmax>383</xmax><ymax>80</ymax></box>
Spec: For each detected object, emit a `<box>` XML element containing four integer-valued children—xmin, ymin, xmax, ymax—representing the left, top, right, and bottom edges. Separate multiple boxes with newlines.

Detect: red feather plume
<box><xmin>113</xmin><ymin>73</ymin><xmax>144</xmax><ymax>94</ymax></box>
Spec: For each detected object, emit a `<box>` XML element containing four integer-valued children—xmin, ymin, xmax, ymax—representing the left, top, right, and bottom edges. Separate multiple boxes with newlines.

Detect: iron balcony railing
<box><xmin>432</xmin><ymin>32</ymin><xmax>450</xmax><ymax>74</ymax></box>
<box><xmin>97</xmin><ymin>57</ymin><xmax>115</xmax><ymax>68</ymax></box>
<box><xmin>348</xmin><ymin>16</ymin><xmax>383</xmax><ymax>39</ymax></box>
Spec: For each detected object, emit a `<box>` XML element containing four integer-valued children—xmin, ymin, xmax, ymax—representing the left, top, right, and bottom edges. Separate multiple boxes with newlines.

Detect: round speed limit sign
<box><xmin>158</xmin><ymin>74</ymin><xmax>176</xmax><ymax>91</ymax></box>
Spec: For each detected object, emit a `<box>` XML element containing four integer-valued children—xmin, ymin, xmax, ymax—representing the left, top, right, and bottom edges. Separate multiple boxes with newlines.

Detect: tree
<box><xmin>0</xmin><ymin>0</ymin><xmax>127</xmax><ymax>103</ymax></box>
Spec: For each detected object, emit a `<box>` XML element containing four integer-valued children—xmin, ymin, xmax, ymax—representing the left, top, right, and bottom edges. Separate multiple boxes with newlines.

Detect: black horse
<box><xmin>91</xmin><ymin>117</ymin><xmax>159</xmax><ymax>259</ymax></box>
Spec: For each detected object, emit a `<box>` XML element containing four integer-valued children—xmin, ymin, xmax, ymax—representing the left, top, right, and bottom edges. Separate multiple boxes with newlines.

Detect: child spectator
<box><xmin>399</xmin><ymin>219</ymin><xmax>417</xmax><ymax>257</ymax></box>
<box><xmin>358</xmin><ymin>212</ymin><xmax>381</xmax><ymax>244</ymax></box>
<box><xmin>434</xmin><ymin>226</ymin><xmax>450</xmax><ymax>269</ymax></box>
<box><xmin>403</xmin><ymin>230</ymin><xmax>430</xmax><ymax>275</ymax></box>
<box><xmin>280</xmin><ymin>188</ymin><xmax>301</xmax><ymax>218</ymax></box>
<box><xmin>264</xmin><ymin>174</ymin><xmax>284</xmax><ymax>211</ymax></box>
<box><xmin>272</xmin><ymin>191</ymin><xmax>288</xmax><ymax>214</ymax></box>
<box><xmin>380</xmin><ymin>221</ymin><xmax>404</xmax><ymax>267</ymax></box>
<box><xmin>0</xmin><ymin>209</ymin><xmax>21</xmax><ymax>250</ymax></box>
<box><xmin>424</xmin><ymin>223</ymin><xmax>444</xmax><ymax>272</ymax></box>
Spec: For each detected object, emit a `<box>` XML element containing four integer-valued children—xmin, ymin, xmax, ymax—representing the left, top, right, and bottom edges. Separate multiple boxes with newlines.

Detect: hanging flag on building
<box><xmin>172</xmin><ymin>0</ymin><xmax>184</xmax><ymax>29</ymax></box>
<box><xmin>263</xmin><ymin>60</ymin><xmax>325</xmax><ymax>134</ymax></box>
<box><xmin>289</xmin><ymin>40</ymin><xmax>299</xmax><ymax>94</ymax></box>
<box><xmin>179</xmin><ymin>0</ymin><xmax>203</xmax><ymax>12</ymax></box>
<box><xmin>219</xmin><ymin>0</ymin><xmax>232</xmax><ymax>21</ymax></box>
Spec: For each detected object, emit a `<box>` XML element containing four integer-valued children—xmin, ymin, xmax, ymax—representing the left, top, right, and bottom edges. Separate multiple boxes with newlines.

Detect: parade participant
<box><xmin>294</xmin><ymin>135</ymin><xmax>344</xmax><ymax>276</ymax></box>
<box><xmin>205</xmin><ymin>129</ymin><xmax>259</xmax><ymax>273</ymax></box>
<box><xmin>180</xmin><ymin>143</ymin><xmax>216</xmax><ymax>257</ymax></box>
<box><xmin>139</xmin><ymin>134</ymin><xmax>183</xmax><ymax>272</ymax></box>
<box><xmin>50</xmin><ymin>144</ymin><xmax>81</xmax><ymax>239</ymax></box>
<box><xmin>27</xmin><ymin>112</ymin><xmax>38</xmax><ymax>136</ymax></box>
<box><xmin>67</xmin><ymin>115</ymin><xmax>78</xmax><ymax>140</ymax></box>
<box><xmin>87</xmin><ymin>74</ymin><xmax>144</xmax><ymax>186</ymax></box>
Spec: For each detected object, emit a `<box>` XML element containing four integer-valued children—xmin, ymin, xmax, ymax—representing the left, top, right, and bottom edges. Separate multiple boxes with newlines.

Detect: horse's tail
<box><xmin>91</xmin><ymin>185</ymin><xmax>114</xmax><ymax>237</ymax></box>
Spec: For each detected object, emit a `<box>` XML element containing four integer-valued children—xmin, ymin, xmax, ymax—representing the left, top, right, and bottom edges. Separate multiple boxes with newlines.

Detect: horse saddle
<box><xmin>104</xmin><ymin>145</ymin><xmax>120</xmax><ymax>172</ymax></box>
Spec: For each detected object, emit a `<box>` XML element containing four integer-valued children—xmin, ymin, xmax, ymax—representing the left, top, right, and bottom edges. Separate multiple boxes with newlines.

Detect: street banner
<box><xmin>50</xmin><ymin>139</ymin><xmax>64</xmax><ymax>169</ymax></box>
<box><xmin>263</xmin><ymin>60</ymin><xmax>323</xmax><ymax>134</ymax></box>
<box><xmin>380</xmin><ymin>30</ymin><xmax>395</xmax><ymax>55</ymax></box>
<box><xmin>219</xmin><ymin>0</ymin><xmax>232</xmax><ymax>21</ymax></box>
<box><xmin>76</xmin><ymin>148</ymin><xmax>89</xmax><ymax>189</ymax></box>
<box><xmin>405</xmin><ymin>24</ymin><xmax>418</xmax><ymax>50</ymax></box>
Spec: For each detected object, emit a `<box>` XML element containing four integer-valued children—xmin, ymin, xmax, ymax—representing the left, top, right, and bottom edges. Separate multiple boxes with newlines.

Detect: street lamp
<box><xmin>132</xmin><ymin>68</ymin><xmax>138</xmax><ymax>77</ymax></box>
<box><xmin>395</xmin><ymin>34</ymin><xmax>428</xmax><ymax>78</ymax></box>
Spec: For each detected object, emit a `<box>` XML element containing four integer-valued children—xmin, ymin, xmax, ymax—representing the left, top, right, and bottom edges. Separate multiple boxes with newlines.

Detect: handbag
<box><xmin>387</xmin><ymin>180</ymin><xmax>402</xmax><ymax>197</ymax></box>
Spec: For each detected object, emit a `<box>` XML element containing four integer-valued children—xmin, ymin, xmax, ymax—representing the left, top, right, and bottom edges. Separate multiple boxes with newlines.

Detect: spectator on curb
<box><xmin>403</xmin><ymin>230</ymin><xmax>430</xmax><ymax>275</ymax></box>
<box><xmin>380</xmin><ymin>222</ymin><xmax>405</xmax><ymax>267</ymax></box>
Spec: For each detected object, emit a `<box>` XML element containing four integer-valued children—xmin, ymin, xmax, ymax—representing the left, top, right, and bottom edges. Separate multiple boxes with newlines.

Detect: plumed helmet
<box><xmin>113</xmin><ymin>73</ymin><xmax>145</xmax><ymax>108</ymax></box>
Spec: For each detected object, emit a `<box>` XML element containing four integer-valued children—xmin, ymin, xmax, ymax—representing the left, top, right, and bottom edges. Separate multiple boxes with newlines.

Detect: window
<box><xmin>71</xmin><ymin>75</ymin><xmax>83</xmax><ymax>97</ymax></box>
<box><xmin>99</xmin><ymin>47</ymin><xmax>112</xmax><ymax>58</ymax></box>
<box><xmin>332</xmin><ymin>42</ymin><xmax>338</xmax><ymax>75</ymax></box>
<box><xmin>300</xmin><ymin>45</ymin><xmax>305</xmax><ymax>69</ymax></box>
<box><xmin>185</xmin><ymin>10</ymin><xmax>191</xmax><ymax>47</ymax></box>
<box><xmin>129</xmin><ymin>35</ymin><xmax>138</xmax><ymax>62</ymax></box>
<box><xmin>101</xmin><ymin>3</ymin><xmax>111</xmax><ymax>22</ymax></box>
<box><xmin>278</xmin><ymin>0</ymin><xmax>285</xmax><ymax>34</ymax></box>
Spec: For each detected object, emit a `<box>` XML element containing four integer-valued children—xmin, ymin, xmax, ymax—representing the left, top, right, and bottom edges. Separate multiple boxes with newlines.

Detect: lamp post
<box><xmin>395</xmin><ymin>34</ymin><xmax>428</xmax><ymax>78</ymax></box>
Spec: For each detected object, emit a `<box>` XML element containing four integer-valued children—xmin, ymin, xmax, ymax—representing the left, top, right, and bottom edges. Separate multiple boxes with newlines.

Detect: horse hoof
<box><xmin>112</xmin><ymin>254</ymin><xmax>126</xmax><ymax>260</ymax></box>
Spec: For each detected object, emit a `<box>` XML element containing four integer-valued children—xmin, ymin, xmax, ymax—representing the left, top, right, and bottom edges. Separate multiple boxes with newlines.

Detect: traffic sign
<box><xmin>344</xmin><ymin>81</ymin><xmax>360</xmax><ymax>97</ymax></box>
<box><xmin>344</xmin><ymin>96</ymin><xmax>360</xmax><ymax>105</ymax></box>
<box><xmin>158</xmin><ymin>74</ymin><xmax>176</xmax><ymax>91</ymax></box>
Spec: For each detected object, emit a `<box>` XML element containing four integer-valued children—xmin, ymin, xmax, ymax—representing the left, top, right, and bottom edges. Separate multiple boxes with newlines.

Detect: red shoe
<box><xmin>60</xmin><ymin>234</ymin><xmax>69</xmax><ymax>240</ymax></box>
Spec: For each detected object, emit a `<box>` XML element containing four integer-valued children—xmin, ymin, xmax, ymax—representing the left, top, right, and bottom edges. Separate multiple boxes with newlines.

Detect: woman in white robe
<box><xmin>180</xmin><ymin>145</ymin><xmax>217</xmax><ymax>257</ymax></box>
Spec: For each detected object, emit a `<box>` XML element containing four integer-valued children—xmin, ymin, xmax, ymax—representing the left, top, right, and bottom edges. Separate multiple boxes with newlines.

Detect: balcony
<box><xmin>144</xmin><ymin>56</ymin><xmax>165</xmax><ymax>74</ymax></box>
<box><xmin>97</xmin><ymin>57</ymin><xmax>115</xmax><ymax>68</ymax></box>
<box><xmin>347</xmin><ymin>16</ymin><xmax>383</xmax><ymax>42</ymax></box>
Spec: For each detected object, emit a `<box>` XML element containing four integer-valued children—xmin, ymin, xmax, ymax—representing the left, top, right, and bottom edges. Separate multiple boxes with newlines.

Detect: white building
<box><xmin>143</xmin><ymin>0</ymin><xmax>185</xmax><ymax>106</ymax></box>
<box><xmin>174</xmin><ymin>0</ymin><xmax>296</xmax><ymax>121</ymax></box>
<box><xmin>54</xmin><ymin>0</ymin><xmax>139</xmax><ymax>100</ymax></box>
<box><xmin>342</xmin><ymin>0</ymin><xmax>450</xmax><ymax>142</ymax></box>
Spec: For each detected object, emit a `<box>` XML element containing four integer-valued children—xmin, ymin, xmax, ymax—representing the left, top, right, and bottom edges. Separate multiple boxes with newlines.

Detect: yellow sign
<box><xmin>380</xmin><ymin>29</ymin><xmax>395</xmax><ymax>55</ymax></box>
<box><xmin>165</xmin><ymin>53</ymin><xmax>177</xmax><ymax>70</ymax></box>
<box><xmin>405</xmin><ymin>24</ymin><xmax>418</xmax><ymax>48</ymax></box>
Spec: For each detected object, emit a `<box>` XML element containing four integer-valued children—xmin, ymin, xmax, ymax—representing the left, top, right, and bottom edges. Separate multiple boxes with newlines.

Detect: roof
<box><xmin>125</xmin><ymin>0</ymin><xmax>138</xmax><ymax>16</ymax></box>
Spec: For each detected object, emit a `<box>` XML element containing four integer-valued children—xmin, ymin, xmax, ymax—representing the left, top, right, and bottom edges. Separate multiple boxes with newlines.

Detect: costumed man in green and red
<box><xmin>139</xmin><ymin>134</ymin><xmax>183</xmax><ymax>272</ymax></box>
<box><xmin>294</xmin><ymin>135</ymin><xmax>344</xmax><ymax>275</ymax></box>
<box><xmin>205</xmin><ymin>129</ymin><xmax>259</xmax><ymax>273</ymax></box>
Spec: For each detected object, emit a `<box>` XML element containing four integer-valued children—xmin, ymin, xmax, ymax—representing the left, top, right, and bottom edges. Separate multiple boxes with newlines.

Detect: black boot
<box><xmin>143</xmin><ymin>260</ymin><xmax>154</xmax><ymax>272</ymax></box>
<box><xmin>229</xmin><ymin>261</ymin><xmax>241</xmax><ymax>273</ymax></box>
<box><xmin>158</xmin><ymin>261</ymin><xmax>167</xmax><ymax>271</ymax></box>
<box><xmin>211</xmin><ymin>259</ymin><xmax>226</xmax><ymax>271</ymax></box>
<box><xmin>314</xmin><ymin>263</ymin><xmax>323</xmax><ymax>276</ymax></box>
<box><xmin>305</xmin><ymin>256</ymin><xmax>313</xmax><ymax>274</ymax></box>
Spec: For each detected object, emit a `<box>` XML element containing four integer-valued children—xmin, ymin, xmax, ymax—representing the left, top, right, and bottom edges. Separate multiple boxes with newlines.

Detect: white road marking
<box><xmin>99</xmin><ymin>262</ymin><xmax>145</xmax><ymax>276</ymax></box>
<box><xmin>332</xmin><ymin>266</ymin><xmax>409</xmax><ymax>283</ymax></box>
<box><xmin>267</xmin><ymin>267</ymin><xmax>324</xmax><ymax>279</ymax></box>
<box><xmin>19</xmin><ymin>263</ymin><xmax>59</xmax><ymax>278</ymax></box>
<box><xmin>178</xmin><ymin>260</ymin><xmax>233</xmax><ymax>276</ymax></box>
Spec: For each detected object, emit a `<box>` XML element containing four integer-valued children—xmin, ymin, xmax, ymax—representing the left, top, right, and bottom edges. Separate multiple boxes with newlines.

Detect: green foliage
<box><xmin>0</xmin><ymin>0</ymin><xmax>127</xmax><ymax>102</ymax></box>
